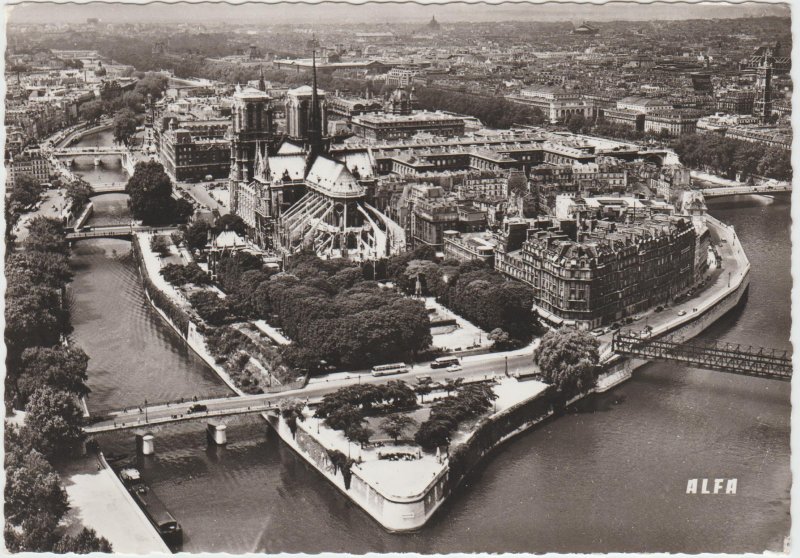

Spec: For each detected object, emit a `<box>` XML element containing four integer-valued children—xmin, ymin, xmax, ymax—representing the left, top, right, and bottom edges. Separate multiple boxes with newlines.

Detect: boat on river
<box><xmin>119</xmin><ymin>468</ymin><xmax>183</xmax><ymax>550</ymax></box>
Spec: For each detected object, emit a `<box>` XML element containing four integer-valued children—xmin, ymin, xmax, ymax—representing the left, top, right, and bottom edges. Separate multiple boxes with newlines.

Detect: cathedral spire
<box><xmin>309</xmin><ymin>43</ymin><xmax>324</xmax><ymax>158</ymax></box>
<box><xmin>254</xmin><ymin>140</ymin><xmax>268</xmax><ymax>179</ymax></box>
<box><xmin>258</xmin><ymin>65</ymin><xmax>266</xmax><ymax>92</ymax></box>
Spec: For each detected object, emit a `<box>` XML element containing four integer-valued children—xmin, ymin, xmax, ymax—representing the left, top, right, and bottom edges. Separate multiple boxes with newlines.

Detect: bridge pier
<box><xmin>206</xmin><ymin>421</ymin><xmax>227</xmax><ymax>446</ymax></box>
<box><xmin>135</xmin><ymin>431</ymin><xmax>156</xmax><ymax>455</ymax></box>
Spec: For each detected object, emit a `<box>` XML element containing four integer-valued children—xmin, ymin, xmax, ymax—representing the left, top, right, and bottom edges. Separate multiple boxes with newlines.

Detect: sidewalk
<box><xmin>59</xmin><ymin>454</ymin><xmax>170</xmax><ymax>554</ymax></box>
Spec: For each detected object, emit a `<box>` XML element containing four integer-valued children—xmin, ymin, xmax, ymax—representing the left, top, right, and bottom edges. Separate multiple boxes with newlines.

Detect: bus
<box><xmin>371</xmin><ymin>363</ymin><xmax>410</xmax><ymax>377</ymax></box>
<box><xmin>430</xmin><ymin>356</ymin><xmax>460</xmax><ymax>369</ymax></box>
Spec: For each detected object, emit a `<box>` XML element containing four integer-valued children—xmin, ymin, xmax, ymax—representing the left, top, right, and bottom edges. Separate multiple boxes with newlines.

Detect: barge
<box><xmin>119</xmin><ymin>468</ymin><xmax>183</xmax><ymax>551</ymax></box>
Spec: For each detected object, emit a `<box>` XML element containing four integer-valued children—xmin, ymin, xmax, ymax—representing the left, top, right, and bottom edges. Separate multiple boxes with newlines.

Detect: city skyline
<box><xmin>7</xmin><ymin>0</ymin><xmax>791</xmax><ymax>25</ymax></box>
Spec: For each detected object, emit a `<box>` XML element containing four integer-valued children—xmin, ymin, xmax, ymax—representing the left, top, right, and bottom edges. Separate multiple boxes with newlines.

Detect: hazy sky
<box><xmin>6</xmin><ymin>0</ymin><xmax>791</xmax><ymax>25</ymax></box>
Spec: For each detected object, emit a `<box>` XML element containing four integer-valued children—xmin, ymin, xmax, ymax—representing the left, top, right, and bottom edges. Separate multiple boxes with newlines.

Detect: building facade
<box><xmin>159</xmin><ymin>120</ymin><xmax>230</xmax><ymax>181</ymax></box>
<box><xmin>5</xmin><ymin>148</ymin><xmax>51</xmax><ymax>189</ymax></box>
<box><xmin>495</xmin><ymin>216</ymin><xmax>696</xmax><ymax>329</ymax></box>
<box><xmin>229</xmin><ymin>86</ymin><xmax>274</xmax><ymax>216</ymax></box>
<box><xmin>350</xmin><ymin>111</ymin><xmax>465</xmax><ymax>141</ymax></box>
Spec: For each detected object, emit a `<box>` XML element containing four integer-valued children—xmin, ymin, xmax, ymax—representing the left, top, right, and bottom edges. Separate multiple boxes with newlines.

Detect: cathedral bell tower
<box><xmin>229</xmin><ymin>85</ymin><xmax>273</xmax><ymax>212</ymax></box>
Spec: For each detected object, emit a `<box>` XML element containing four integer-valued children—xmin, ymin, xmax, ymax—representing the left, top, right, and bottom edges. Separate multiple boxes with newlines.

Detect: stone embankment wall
<box><xmin>445</xmin><ymin>387</ymin><xmax>555</xmax><ymax>492</ymax></box>
<box><xmin>72</xmin><ymin>202</ymin><xmax>94</xmax><ymax>229</ymax></box>
<box><xmin>130</xmin><ymin>235</ymin><xmax>306</xmax><ymax>396</ymax></box>
<box><xmin>56</xmin><ymin>121</ymin><xmax>113</xmax><ymax>148</ymax></box>
<box><xmin>267</xmin><ymin>412</ymin><xmax>454</xmax><ymax>532</ymax></box>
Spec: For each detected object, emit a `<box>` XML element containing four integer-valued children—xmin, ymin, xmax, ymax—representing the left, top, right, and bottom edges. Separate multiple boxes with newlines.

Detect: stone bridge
<box><xmin>700</xmin><ymin>183</ymin><xmax>792</xmax><ymax>198</ymax></box>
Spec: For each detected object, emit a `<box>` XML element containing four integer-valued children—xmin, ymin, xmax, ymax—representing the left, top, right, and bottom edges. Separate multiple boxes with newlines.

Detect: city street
<box><xmin>13</xmin><ymin>188</ymin><xmax>69</xmax><ymax>242</ymax></box>
<box><xmin>174</xmin><ymin>182</ymin><xmax>229</xmax><ymax>215</ymax></box>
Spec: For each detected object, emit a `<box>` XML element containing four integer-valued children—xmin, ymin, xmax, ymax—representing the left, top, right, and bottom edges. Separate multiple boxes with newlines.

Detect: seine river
<box><xmin>73</xmin><ymin>127</ymin><xmax>790</xmax><ymax>554</ymax></box>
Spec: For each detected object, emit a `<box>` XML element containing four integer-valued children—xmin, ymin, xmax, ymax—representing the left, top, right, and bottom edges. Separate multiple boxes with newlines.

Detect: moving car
<box><xmin>447</xmin><ymin>364</ymin><xmax>463</xmax><ymax>372</ymax></box>
<box><xmin>187</xmin><ymin>403</ymin><xmax>208</xmax><ymax>414</ymax></box>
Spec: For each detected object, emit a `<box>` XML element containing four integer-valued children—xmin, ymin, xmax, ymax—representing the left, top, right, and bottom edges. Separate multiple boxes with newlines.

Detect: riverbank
<box><xmin>132</xmin><ymin>232</ymin><xmax>244</xmax><ymax>396</ymax></box>
<box><xmin>268</xmin><ymin>376</ymin><xmax>551</xmax><ymax>532</ymax></box>
<box><xmin>59</xmin><ymin>453</ymin><xmax>170</xmax><ymax>554</ymax></box>
<box><xmin>50</xmin><ymin>120</ymin><xmax>113</xmax><ymax>149</ymax></box>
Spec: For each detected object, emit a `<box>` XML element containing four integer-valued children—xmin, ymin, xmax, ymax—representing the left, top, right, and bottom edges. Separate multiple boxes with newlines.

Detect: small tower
<box><xmin>753</xmin><ymin>46</ymin><xmax>775</xmax><ymax>124</ymax></box>
<box><xmin>258</xmin><ymin>66</ymin><xmax>266</xmax><ymax>92</ymax></box>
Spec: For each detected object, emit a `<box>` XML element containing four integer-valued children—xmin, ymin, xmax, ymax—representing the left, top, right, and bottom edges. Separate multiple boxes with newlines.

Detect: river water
<box><xmin>68</xmin><ymin>131</ymin><xmax>232</xmax><ymax>414</ymax></box>
<box><xmin>73</xmin><ymin>126</ymin><xmax>790</xmax><ymax>555</ymax></box>
<box><xmin>67</xmin><ymin>129</ymin><xmax>129</xmax><ymax>187</ymax></box>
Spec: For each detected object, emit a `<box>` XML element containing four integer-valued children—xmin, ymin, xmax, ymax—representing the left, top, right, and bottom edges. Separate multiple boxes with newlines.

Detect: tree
<box><xmin>64</xmin><ymin>178</ymin><xmax>95</xmax><ymax>208</ymax></box>
<box><xmin>488</xmin><ymin>328</ymin><xmax>511</xmax><ymax>349</ymax></box>
<box><xmin>565</xmin><ymin>113</ymin><xmax>586</xmax><ymax>134</ymax></box>
<box><xmin>443</xmin><ymin>377</ymin><xmax>464</xmax><ymax>395</ymax></box>
<box><xmin>5</xmin><ymin>511</ymin><xmax>61</xmax><ymax>552</ymax></box>
<box><xmin>10</xmin><ymin>174</ymin><xmax>45</xmax><ymax>208</ymax></box>
<box><xmin>415</xmin><ymin>376</ymin><xmax>434</xmax><ymax>402</ymax></box>
<box><xmin>175</xmin><ymin>198</ymin><xmax>195</xmax><ymax>222</ymax></box>
<box><xmin>78</xmin><ymin>100</ymin><xmax>104</xmax><ymax>124</ymax></box>
<box><xmin>345</xmin><ymin>423</ymin><xmax>373</xmax><ymax>448</ymax></box>
<box><xmin>184</xmin><ymin>221</ymin><xmax>211</xmax><ymax>252</ymax></box>
<box><xmin>160</xmin><ymin>263</ymin><xmax>211</xmax><ymax>286</ymax></box>
<box><xmin>4</xmin><ymin>447</ymin><xmax>69</xmax><ymax>526</ymax></box>
<box><xmin>23</xmin><ymin>217</ymin><xmax>68</xmax><ymax>255</ymax></box>
<box><xmin>22</xmin><ymin>387</ymin><xmax>85</xmax><ymax>460</ymax></box>
<box><xmin>279</xmin><ymin>399</ymin><xmax>306</xmax><ymax>438</ymax></box>
<box><xmin>54</xmin><ymin>528</ymin><xmax>113</xmax><ymax>553</ymax></box>
<box><xmin>126</xmin><ymin>161</ymin><xmax>179</xmax><ymax>225</ymax></box>
<box><xmin>379</xmin><ymin>414</ymin><xmax>418</xmax><ymax>444</ymax></box>
<box><xmin>113</xmin><ymin>108</ymin><xmax>138</xmax><ymax>145</ymax></box>
<box><xmin>414</xmin><ymin>419</ymin><xmax>453</xmax><ymax>451</ymax></box>
<box><xmin>122</xmin><ymin>91</ymin><xmax>146</xmax><ymax>113</ymax></box>
<box><xmin>188</xmin><ymin>291</ymin><xmax>233</xmax><ymax>326</ymax></box>
<box><xmin>17</xmin><ymin>346</ymin><xmax>90</xmax><ymax>405</ymax></box>
<box><xmin>323</xmin><ymin>403</ymin><xmax>364</xmax><ymax>433</ymax></box>
<box><xmin>5</xmin><ymin>284</ymin><xmax>68</xmax><ymax>361</ymax></box>
<box><xmin>150</xmin><ymin>235</ymin><xmax>171</xmax><ymax>257</ymax></box>
<box><xmin>533</xmin><ymin>328</ymin><xmax>600</xmax><ymax>399</ymax></box>
<box><xmin>6</xmin><ymin>251</ymin><xmax>72</xmax><ymax>290</ymax></box>
<box><xmin>215</xmin><ymin>214</ymin><xmax>247</xmax><ymax>236</ymax></box>
<box><xmin>134</xmin><ymin>73</ymin><xmax>169</xmax><ymax>101</ymax></box>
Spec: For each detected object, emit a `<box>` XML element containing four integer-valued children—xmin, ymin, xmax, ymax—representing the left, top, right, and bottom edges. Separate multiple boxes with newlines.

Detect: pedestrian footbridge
<box><xmin>612</xmin><ymin>332</ymin><xmax>792</xmax><ymax>381</ymax></box>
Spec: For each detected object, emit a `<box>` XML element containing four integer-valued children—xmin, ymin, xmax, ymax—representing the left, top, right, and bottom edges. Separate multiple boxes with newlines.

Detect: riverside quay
<box><xmin>4</xmin><ymin>1</ymin><xmax>791</xmax><ymax>555</ymax></box>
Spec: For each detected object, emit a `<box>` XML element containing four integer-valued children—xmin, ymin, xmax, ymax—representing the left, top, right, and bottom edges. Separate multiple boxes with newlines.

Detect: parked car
<box><xmin>187</xmin><ymin>404</ymin><xmax>207</xmax><ymax>414</ymax></box>
<box><xmin>677</xmin><ymin>310</ymin><xmax>687</xmax><ymax>316</ymax></box>
<box><xmin>654</xmin><ymin>305</ymin><xmax>664</xmax><ymax>313</ymax></box>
